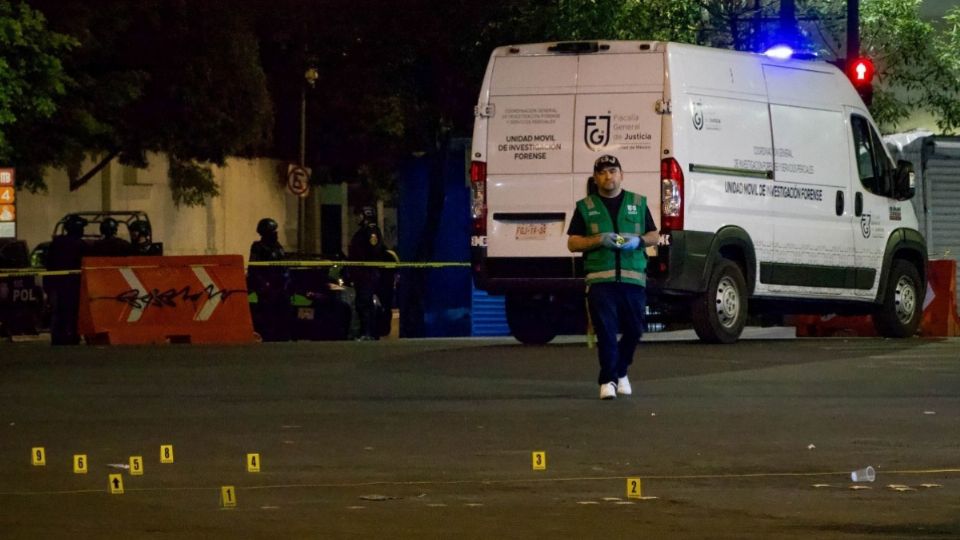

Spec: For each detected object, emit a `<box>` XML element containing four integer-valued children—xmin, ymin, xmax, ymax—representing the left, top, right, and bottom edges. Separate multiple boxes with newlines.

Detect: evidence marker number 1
<box><xmin>221</xmin><ymin>486</ymin><xmax>237</xmax><ymax>508</ymax></box>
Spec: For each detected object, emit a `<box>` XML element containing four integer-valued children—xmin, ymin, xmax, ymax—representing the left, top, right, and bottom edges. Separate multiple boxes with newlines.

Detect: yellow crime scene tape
<box><xmin>0</xmin><ymin>260</ymin><xmax>468</xmax><ymax>278</ymax></box>
<box><xmin>0</xmin><ymin>268</ymin><xmax>78</xmax><ymax>278</ymax></box>
<box><xmin>246</xmin><ymin>260</ymin><xmax>469</xmax><ymax>269</ymax></box>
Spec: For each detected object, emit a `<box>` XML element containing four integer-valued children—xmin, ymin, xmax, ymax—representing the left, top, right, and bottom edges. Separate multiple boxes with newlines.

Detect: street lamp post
<box><xmin>297</xmin><ymin>66</ymin><xmax>319</xmax><ymax>254</ymax></box>
<box><xmin>847</xmin><ymin>0</ymin><xmax>860</xmax><ymax>59</ymax></box>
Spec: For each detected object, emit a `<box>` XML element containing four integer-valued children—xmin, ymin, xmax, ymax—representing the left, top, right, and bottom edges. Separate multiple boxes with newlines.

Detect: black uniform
<box><xmin>250</xmin><ymin>239</ymin><xmax>285</xmax><ymax>263</ymax></box>
<box><xmin>349</xmin><ymin>222</ymin><xmax>387</xmax><ymax>340</ymax></box>
<box><xmin>89</xmin><ymin>236</ymin><xmax>133</xmax><ymax>257</ymax></box>
<box><xmin>45</xmin><ymin>234</ymin><xmax>87</xmax><ymax>345</ymax></box>
<box><xmin>248</xmin><ymin>238</ymin><xmax>289</xmax><ymax>341</ymax></box>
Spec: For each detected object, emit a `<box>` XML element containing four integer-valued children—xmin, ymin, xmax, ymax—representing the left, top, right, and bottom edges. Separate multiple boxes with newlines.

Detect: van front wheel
<box><xmin>872</xmin><ymin>260</ymin><xmax>923</xmax><ymax>338</ymax></box>
<box><xmin>692</xmin><ymin>259</ymin><xmax>747</xmax><ymax>344</ymax></box>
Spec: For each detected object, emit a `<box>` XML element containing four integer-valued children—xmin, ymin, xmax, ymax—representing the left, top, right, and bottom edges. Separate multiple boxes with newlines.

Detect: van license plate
<box><xmin>297</xmin><ymin>308</ymin><xmax>315</xmax><ymax>320</ymax></box>
<box><xmin>516</xmin><ymin>223</ymin><xmax>548</xmax><ymax>240</ymax></box>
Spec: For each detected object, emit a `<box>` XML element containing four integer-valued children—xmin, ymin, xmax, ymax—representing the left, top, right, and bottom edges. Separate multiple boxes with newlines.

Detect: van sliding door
<box><xmin>762</xmin><ymin>65</ymin><xmax>859</xmax><ymax>297</ymax></box>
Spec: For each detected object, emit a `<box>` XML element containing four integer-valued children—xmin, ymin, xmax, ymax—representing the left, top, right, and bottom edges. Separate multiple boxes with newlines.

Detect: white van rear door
<box><xmin>485</xmin><ymin>50</ymin><xmax>664</xmax><ymax>259</ymax></box>
<box><xmin>575</xmin><ymin>53</ymin><xmax>664</xmax><ymax>232</ymax></box>
<box><xmin>486</xmin><ymin>55</ymin><xmax>578</xmax><ymax>258</ymax></box>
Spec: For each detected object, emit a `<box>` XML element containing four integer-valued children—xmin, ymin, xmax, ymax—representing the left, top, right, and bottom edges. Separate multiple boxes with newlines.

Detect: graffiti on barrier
<box><xmin>105</xmin><ymin>284</ymin><xmax>246</xmax><ymax>310</ymax></box>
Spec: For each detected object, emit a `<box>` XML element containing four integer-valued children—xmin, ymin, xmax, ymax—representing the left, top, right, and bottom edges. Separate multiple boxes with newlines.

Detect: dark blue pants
<box><xmin>587</xmin><ymin>282</ymin><xmax>646</xmax><ymax>385</ymax></box>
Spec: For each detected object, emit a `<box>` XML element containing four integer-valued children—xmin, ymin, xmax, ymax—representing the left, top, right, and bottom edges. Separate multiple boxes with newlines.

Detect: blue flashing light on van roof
<box><xmin>763</xmin><ymin>45</ymin><xmax>794</xmax><ymax>60</ymax></box>
<box><xmin>763</xmin><ymin>44</ymin><xmax>819</xmax><ymax>61</ymax></box>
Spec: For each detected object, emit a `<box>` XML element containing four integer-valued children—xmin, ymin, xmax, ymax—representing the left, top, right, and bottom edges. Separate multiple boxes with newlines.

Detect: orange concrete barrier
<box><xmin>791</xmin><ymin>259</ymin><xmax>960</xmax><ymax>338</ymax></box>
<box><xmin>919</xmin><ymin>259</ymin><xmax>960</xmax><ymax>337</ymax></box>
<box><xmin>78</xmin><ymin>255</ymin><xmax>255</xmax><ymax>345</ymax></box>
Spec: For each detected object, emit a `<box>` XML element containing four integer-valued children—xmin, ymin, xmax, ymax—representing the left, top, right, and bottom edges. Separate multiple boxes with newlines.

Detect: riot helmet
<box><xmin>359</xmin><ymin>205</ymin><xmax>377</xmax><ymax>226</ymax></box>
<box><xmin>63</xmin><ymin>215</ymin><xmax>87</xmax><ymax>237</ymax></box>
<box><xmin>256</xmin><ymin>217</ymin><xmax>278</xmax><ymax>237</ymax></box>
<box><xmin>100</xmin><ymin>217</ymin><xmax>119</xmax><ymax>238</ymax></box>
<box><xmin>129</xmin><ymin>220</ymin><xmax>152</xmax><ymax>245</ymax></box>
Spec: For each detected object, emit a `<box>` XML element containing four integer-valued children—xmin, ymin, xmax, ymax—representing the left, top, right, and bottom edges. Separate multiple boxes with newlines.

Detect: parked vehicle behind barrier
<box><xmin>247</xmin><ymin>254</ymin><xmax>356</xmax><ymax>341</ymax></box>
<box><xmin>31</xmin><ymin>211</ymin><xmax>163</xmax><ymax>268</ymax></box>
<box><xmin>9</xmin><ymin>211</ymin><xmax>163</xmax><ymax>337</ymax></box>
<box><xmin>470</xmin><ymin>41</ymin><xmax>925</xmax><ymax>344</ymax></box>
<box><xmin>0</xmin><ymin>238</ymin><xmax>43</xmax><ymax>337</ymax></box>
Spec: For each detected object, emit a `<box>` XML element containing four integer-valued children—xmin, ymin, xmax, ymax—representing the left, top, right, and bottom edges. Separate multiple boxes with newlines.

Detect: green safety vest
<box><xmin>576</xmin><ymin>191</ymin><xmax>648</xmax><ymax>287</ymax></box>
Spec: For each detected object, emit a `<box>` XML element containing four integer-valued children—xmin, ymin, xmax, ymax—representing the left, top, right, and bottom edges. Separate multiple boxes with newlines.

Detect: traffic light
<box><xmin>846</xmin><ymin>56</ymin><xmax>875</xmax><ymax>105</ymax></box>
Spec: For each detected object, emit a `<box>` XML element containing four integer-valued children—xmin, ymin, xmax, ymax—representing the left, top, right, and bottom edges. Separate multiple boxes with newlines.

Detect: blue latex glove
<box><xmin>601</xmin><ymin>232</ymin><xmax>621</xmax><ymax>250</ymax></box>
<box><xmin>620</xmin><ymin>234</ymin><xmax>642</xmax><ymax>251</ymax></box>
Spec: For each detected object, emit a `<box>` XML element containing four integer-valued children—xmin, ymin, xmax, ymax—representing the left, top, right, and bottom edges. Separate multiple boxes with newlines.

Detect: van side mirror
<box><xmin>894</xmin><ymin>160</ymin><xmax>915</xmax><ymax>200</ymax></box>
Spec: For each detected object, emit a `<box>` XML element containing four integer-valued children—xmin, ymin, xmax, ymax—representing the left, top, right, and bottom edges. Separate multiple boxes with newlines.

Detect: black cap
<box><xmin>593</xmin><ymin>154</ymin><xmax>621</xmax><ymax>172</ymax></box>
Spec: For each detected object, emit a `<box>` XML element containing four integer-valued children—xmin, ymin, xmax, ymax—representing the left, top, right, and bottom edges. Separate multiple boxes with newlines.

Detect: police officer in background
<box><xmin>129</xmin><ymin>219</ymin><xmax>161</xmax><ymax>255</ymax></box>
<box><xmin>250</xmin><ymin>218</ymin><xmax>285</xmax><ymax>262</ymax></box>
<box><xmin>248</xmin><ymin>218</ymin><xmax>289</xmax><ymax>341</ymax></box>
<box><xmin>90</xmin><ymin>217</ymin><xmax>133</xmax><ymax>257</ymax></box>
<box><xmin>349</xmin><ymin>206</ymin><xmax>387</xmax><ymax>340</ymax></box>
<box><xmin>45</xmin><ymin>215</ymin><xmax>88</xmax><ymax>345</ymax></box>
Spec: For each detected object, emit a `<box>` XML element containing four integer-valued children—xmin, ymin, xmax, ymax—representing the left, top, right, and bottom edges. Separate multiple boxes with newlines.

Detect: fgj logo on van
<box><xmin>860</xmin><ymin>214</ymin><xmax>872</xmax><ymax>238</ymax></box>
<box><xmin>585</xmin><ymin>115</ymin><xmax>611</xmax><ymax>150</ymax></box>
<box><xmin>692</xmin><ymin>101</ymin><xmax>704</xmax><ymax>131</ymax></box>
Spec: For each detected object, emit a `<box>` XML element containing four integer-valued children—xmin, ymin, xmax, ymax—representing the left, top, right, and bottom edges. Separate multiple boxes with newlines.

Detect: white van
<box><xmin>469</xmin><ymin>41</ymin><xmax>925</xmax><ymax>344</ymax></box>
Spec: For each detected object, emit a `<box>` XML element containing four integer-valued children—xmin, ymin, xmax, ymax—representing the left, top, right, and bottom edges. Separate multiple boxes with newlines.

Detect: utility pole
<box><xmin>779</xmin><ymin>0</ymin><xmax>799</xmax><ymax>48</ymax></box>
<box><xmin>847</xmin><ymin>0</ymin><xmax>860</xmax><ymax>60</ymax></box>
<box><xmin>297</xmin><ymin>80</ymin><xmax>306</xmax><ymax>253</ymax></box>
<box><xmin>297</xmin><ymin>65</ymin><xmax>319</xmax><ymax>254</ymax></box>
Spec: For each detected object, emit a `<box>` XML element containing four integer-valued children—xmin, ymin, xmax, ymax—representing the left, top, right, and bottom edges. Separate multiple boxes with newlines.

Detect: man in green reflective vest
<box><xmin>567</xmin><ymin>155</ymin><xmax>659</xmax><ymax>400</ymax></box>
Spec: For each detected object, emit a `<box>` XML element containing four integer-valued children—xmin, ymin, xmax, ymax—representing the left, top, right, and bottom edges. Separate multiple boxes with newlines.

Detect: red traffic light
<box><xmin>847</xmin><ymin>57</ymin><xmax>875</xmax><ymax>87</ymax></box>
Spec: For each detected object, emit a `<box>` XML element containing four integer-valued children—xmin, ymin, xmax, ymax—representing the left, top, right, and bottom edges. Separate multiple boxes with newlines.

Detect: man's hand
<box><xmin>619</xmin><ymin>234</ymin><xmax>642</xmax><ymax>251</ymax></box>
<box><xmin>601</xmin><ymin>232</ymin><xmax>622</xmax><ymax>250</ymax></box>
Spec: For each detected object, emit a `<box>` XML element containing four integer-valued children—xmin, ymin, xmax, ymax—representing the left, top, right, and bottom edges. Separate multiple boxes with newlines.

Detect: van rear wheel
<box><xmin>872</xmin><ymin>260</ymin><xmax>922</xmax><ymax>338</ymax></box>
<box><xmin>506</xmin><ymin>293</ymin><xmax>558</xmax><ymax>345</ymax></box>
<box><xmin>692</xmin><ymin>259</ymin><xmax>747</xmax><ymax>344</ymax></box>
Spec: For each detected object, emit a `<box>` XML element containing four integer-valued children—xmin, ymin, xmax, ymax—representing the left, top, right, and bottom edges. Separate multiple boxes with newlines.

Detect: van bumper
<box><xmin>471</xmin><ymin>249</ymin><xmax>584</xmax><ymax>293</ymax></box>
<box><xmin>473</xmin><ymin>231</ymin><xmax>715</xmax><ymax>296</ymax></box>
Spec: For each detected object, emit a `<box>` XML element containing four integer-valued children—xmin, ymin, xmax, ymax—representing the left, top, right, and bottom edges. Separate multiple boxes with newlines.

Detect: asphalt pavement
<box><xmin>0</xmin><ymin>333</ymin><xmax>958</xmax><ymax>539</ymax></box>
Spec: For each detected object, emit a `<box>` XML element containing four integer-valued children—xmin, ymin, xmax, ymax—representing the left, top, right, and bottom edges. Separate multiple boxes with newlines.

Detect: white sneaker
<box><xmin>599</xmin><ymin>382</ymin><xmax>617</xmax><ymax>400</ymax></box>
<box><xmin>617</xmin><ymin>376</ymin><xmax>632</xmax><ymax>396</ymax></box>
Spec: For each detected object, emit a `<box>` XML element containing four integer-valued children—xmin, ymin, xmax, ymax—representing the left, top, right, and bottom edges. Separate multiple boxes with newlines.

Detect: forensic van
<box><xmin>469</xmin><ymin>41</ymin><xmax>925</xmax><ymax>344</ymax></box>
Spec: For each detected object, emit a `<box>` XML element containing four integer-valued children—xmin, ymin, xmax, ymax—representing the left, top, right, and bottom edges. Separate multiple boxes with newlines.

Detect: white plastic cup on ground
<box><xmin>850</xmin><ymin>466</ymin><xmax>876</xmax><ymax>482</ymax></box>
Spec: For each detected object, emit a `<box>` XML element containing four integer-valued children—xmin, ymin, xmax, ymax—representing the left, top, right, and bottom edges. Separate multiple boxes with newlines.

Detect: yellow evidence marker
<box><xmin>129</xmin><ymin>456</ymin><xmax>144</xmax><ymax>476</ymax></box>
<box><xmin>627</xmin><ymin>477</ymin><xmax>642</xmax><ymax>499</ymax></box>
<box><xmin>221</xmin><ymin>486</ymin><xmax>237</xmax><ymax>508</ymax></box>
<box><xmin>31</xmin><ymin>447</ymin><xmax>46</xmax><ymax>466</ymax></box>
<box><xmin>73</xmin><ymin>454</ymin><xmax>88</xmax><ymax>474</ymax></box>
<box><xmin>247</xmin><ymin>453</ymin><xmax>261</xmax><ymax>473</ymax></box>
<box><xmin>109</xmin><ymin>474</ymin><xmax>124</xmax><ymax>494</ymax></box>
<box><xmin>532</xmin><ymin>451</ymin><xmax>546</xmax><ymax>471</ymax></box>
<box><xmin>160</xmin><ymin>445</ymin><xmax>174</xmax><ymax>464</ymax></box>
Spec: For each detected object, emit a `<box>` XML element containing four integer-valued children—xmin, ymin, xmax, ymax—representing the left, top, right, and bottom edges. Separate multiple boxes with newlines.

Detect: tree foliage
<box><xmin>552</xmin><ymin>0</ymin><xmax>701</xmax><ymax>43</ymax></box>
<box><xmin>11</xmin><ymin>1</ymin><xmax>273</xmax><ymax>203</ymax></box>
<box><xmin>3</xmin><ymin>0</ymin><xmax>959</xmax><ymax>205</ymax></box>
<box><xmin>0</xmin><ymin>1</ymin><xmax>74</xmax><ymax>167</ymax></box>
<box><xmin>804</xmin><ymin>0</ymin><xmax>960</xmax><ymax>133</ymax></box>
